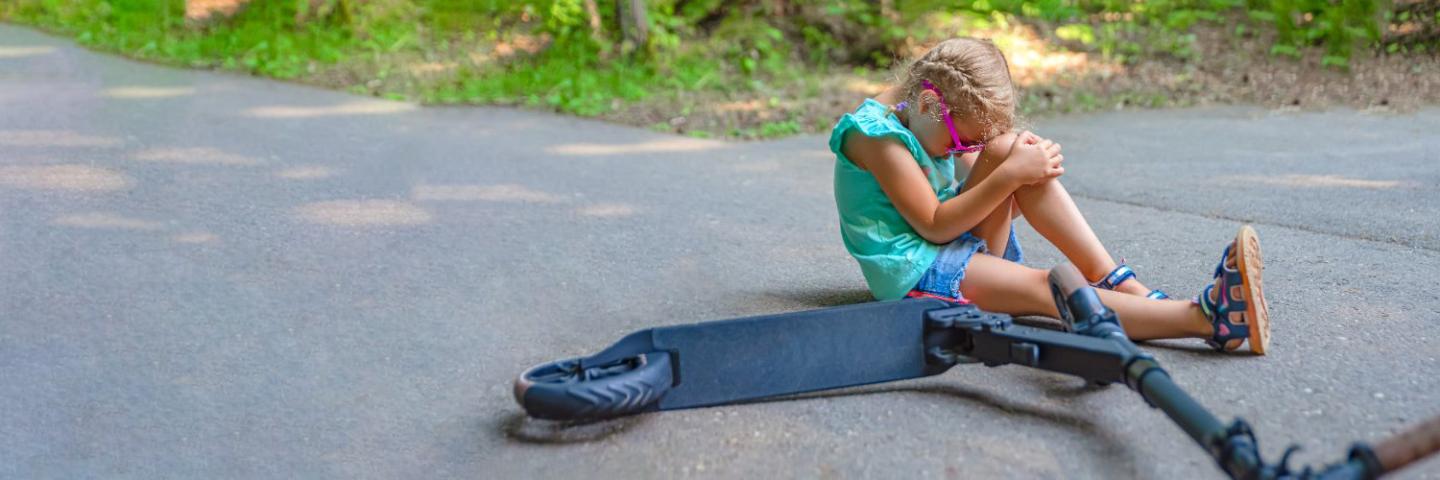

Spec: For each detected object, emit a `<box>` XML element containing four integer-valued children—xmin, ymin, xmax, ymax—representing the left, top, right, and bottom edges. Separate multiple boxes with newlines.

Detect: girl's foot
<box><xmin>1094</xmin><ymin>264</ymin><xmax>1170</xmax><ymax>300</ymax></box>
<box><xmin>1196</xmin><ymin>225</ymin><xmax>1271</xmax><ymax>354</ymax></box>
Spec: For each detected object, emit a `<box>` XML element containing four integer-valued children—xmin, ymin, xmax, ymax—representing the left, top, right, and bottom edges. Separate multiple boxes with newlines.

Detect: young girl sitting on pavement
<box><xmin>830</xmin><ymin>37</ymin><xmax>1271</xmax><ymax>354</ymax></box>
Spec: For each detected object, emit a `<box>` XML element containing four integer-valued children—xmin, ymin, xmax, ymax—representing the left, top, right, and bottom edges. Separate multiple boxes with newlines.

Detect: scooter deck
<box><xmin>644</xmin><ymin>298</ymin><xmax>951</xmax><ymax>410</ymax></box>
<box><xmin>518</xmin><ymin>262</ymin><xmax>1440</xmax><ymax>479</ymax></box>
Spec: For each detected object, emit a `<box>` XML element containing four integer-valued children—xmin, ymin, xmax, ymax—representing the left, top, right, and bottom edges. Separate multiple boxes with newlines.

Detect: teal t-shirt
<box><xmin>831</xmin><ymin>99</ymin><xmax>960</xmax><ymax>300</ymax></box>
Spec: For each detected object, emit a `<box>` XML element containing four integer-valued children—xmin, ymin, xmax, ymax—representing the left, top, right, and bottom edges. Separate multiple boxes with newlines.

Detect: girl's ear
<box><xmin>915</xmin><ymin>90</ymin><xmax>940</xmax><ymax>116</ymax></box>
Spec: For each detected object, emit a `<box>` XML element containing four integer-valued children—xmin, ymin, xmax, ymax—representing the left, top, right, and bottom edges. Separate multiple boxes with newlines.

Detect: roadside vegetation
<box><xmin>5</xmin><ymin>0</ymin><xmax>1436</xmax><ymax>138</ymax></box>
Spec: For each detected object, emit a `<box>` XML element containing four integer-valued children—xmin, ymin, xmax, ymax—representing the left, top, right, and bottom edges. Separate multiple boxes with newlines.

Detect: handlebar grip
<box><xmin>1048</xmin><ymin>262</ymin><xmax>1103</xmax><ymax>333</ymax></box>
<box><xmin>1048</xmin><ymin>262</ymin><xmax>1090</xmax><ymax>297</ymax></box>
<box><xmin>1372</xmin><ymin>412</ymin><xmax>1440</xmax><ymax>475</ymax></box>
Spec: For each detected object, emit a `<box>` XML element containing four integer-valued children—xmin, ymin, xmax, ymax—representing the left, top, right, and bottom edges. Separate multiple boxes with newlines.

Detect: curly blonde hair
<box><xmin>898</xmin><ymin>38</ymin><xmax>1018</xmax><ymax>141</ymax></box>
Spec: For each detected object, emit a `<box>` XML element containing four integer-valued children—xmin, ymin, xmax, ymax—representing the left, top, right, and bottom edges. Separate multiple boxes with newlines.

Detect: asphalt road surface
<box><xmin>3</xmin><ymin>24</ymin><xmax>1438</xmax><ymax>479</ymax></box>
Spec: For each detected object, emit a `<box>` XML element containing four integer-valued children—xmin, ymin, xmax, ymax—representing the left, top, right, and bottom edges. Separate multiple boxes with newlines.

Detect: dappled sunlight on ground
<box><xmin>0</xmin><ymin>165</ymin><xmax>132</xmax><ymax>191</ymax></box>
<box><xmin>406</xmin><ymin>61</ymin><xmax>458</xmax><ymax>77</ymax></box>
<box><xmin>1002</xmin><ymin>43</ymin><xmax>1120</xmax><ymax>88</ymax></box>
<box><xmin>244</xmin><ymin>101</ymin><xmax>418</xmax><ymax>118</ymax></box>
<box><xmin>102</xmin><ymin>86</ymin><xmax>196</xmax><ymax>99</ymax></box>
<box><xmin>172</xmin><ymin>231</ymin><xmax>220</xmax><ymax>244</ymax></box>
<box><xmin>968</xmin><ymin>23</ymin><xmax>1123</xmax><ymax>88</ymax></box>
<box><xmin>294</xmin><ymin>200</ymin><xmax>432</xmax><ymax>226</ymax></box>
<box><xmin>185</xmin><ymin>0</ymin><xmax>246</xmax><ymax>21</ymax></box>
<box><xmin>413</xmin><ymin>184</ymin><xmax>566</xmax><ymax>203</ymax></box>
<box><xmin>844</xmin><ymin>78</ymin><xmax>889</xmax><ymax>97</ymax></box>
<box><xmin>575</xmin><ymin>203</ymin><xmax>638</xmax><ymax>218</ymax></box>
<box><xmin>51</xmin><ymin>212</ymin><xmax>162</xmax><ymax>230</ymax></box>
<box><xmin>0</xmin><ymin>130</ymin><xmax>122</xmax><ymax>148</ymax></box>
<box><xmin>0</xmin><ymin>45</ymin><xmax>56</xmax><ymax>59</ymax></box>
<box><xmin>547</xmin><ymin>138</ymin><xmax>724</xmax><ymax>156</ymax></box>
<box><xmin>1219</xmin><ymin>174</ymin><xmax>1407</xmax><ymax>189</ymax></box>
<box><xmin>468</xmin><ymin>33</ymin><xmax>551</xmax><ymax>67</ymax></box>
<box><xmin>411</xmin><ymin>184</ymin><xmax>642</xmax><ymax>218</ymax></box>
<box><xmin>275</xmin><ymin>165</ymin><xmax>339</xmax><ymax>180</ymax></box>
<box><xmin>714</xmin><ymin>99</ymin><xmax>766</xmax><ymax>113</ymax></box>
<box><xmin>130</xmin><ymin>147</ymin><xmax>263</xmax><ymax>166</ymax></box>
<box><xmin>729</xmin><ymin>162</ymin><xmax>783</xmax><ymax>173</ymax></box>
<box><xmin>895</xmin><ymin>16</ymin><xmax>1122</xmax><ymax>89</ymax></box>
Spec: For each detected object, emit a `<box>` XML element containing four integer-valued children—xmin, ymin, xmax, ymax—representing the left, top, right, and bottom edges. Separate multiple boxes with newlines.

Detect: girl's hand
<box><xmin>998</xmin><ymin>131</ymin><xmax>1064</xmax><ymax>187</ymax></box>
<box><xmin>1039</xmin><ymin>137</ymin><xmax>1063</xmax><ymax>165</ymax></box>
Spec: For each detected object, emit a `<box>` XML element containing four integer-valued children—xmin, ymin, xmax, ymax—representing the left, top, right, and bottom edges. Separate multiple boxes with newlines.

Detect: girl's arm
<box><xmin>842</xmin><ymin>131</ymin><xmax>1057</xmax><ymax>244</ymax></box>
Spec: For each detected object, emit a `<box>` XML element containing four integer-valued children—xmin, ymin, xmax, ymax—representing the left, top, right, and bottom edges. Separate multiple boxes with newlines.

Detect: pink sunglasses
<box><xmin>920</xmin><ymin>79</ymin><xmax>985</xmax><ymax>155</ymax></box>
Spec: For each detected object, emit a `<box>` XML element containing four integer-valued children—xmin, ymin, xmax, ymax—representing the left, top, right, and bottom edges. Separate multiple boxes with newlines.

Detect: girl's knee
<box><xmin>962</xmin><ymin>132</ymin><xmax>1024</xmax><ymax>193</ymax></box>
<box><xmin>965</xmin><ymin>258</ymin><xmax>1050</xmax><ymax>302</ymax></box>
<box><xmin>1021</xmin><ymin>266</ymin><xmax>1054</xmax><ymax>305</ymax></box>
<box><xmin>1017</xmin><ymin>176</ymin><xmax>1062</xmax><ymax>194</ymax></box>
<box><xmin>978</xmin><ymin>131</ymin><xmax>1022</xmax><ymax>166</ymax></box>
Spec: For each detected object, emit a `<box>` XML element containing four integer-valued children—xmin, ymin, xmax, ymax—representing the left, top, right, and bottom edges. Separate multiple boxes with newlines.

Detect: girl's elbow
<box><xmin>913</xmin><ymin>210</ymin><xmax>966</xmax><ymax>244</ymax></box>
<box><xmin>913</xmin><ymin>223</ymin><xmax>952</xmax><ymax>245</ymax></box>
<box><xmin>916</xmin><ymin>230</ymin><xmax>944</xmax><ymax>245</ymax></box>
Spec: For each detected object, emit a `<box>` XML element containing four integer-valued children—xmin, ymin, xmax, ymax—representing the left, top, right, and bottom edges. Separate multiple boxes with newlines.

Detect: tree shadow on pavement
<box><xmin>496</xmin><ymin>375</ymin><xmax>1144</xmax><ymax>475</ymax></box>
<box><xmin>498</xmin><ymin>411</ymin><xmax>648</xmax><ymax>446</ymax></box>
<box><xmin>1029</xmin><ymin>375</ymin><xmax>1114</xmax><ymax>399</ymax></box>
<box><xmin>751</xmin><ymin>289</ymin><xmax>1072</xmax><ymax>330</ymax></box>
<box><xmin>758</xmin><ymin>287</ymin><xmax>875</xmax><ymax>308</ymax></box>
<box><xmin>742</xmin><ymin>381</ymin><xmax>1145</xmax><ymax>477</ymax></box>
<box><xmin>1133</xmin><ymin>338</ymin><xmax>1229</xmax><ymax>358</ymax></box>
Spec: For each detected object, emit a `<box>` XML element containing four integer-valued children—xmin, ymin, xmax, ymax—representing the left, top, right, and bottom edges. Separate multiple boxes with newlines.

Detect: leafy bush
<box><xmin>975</xmin><ymin>0</ymin><xmax>1383</xmax><ymax>65</ymax></box>
<box><xmin>1</xmin><ymin>0</ymin><xmax>1410</xmax><ymax>136</ymax></box>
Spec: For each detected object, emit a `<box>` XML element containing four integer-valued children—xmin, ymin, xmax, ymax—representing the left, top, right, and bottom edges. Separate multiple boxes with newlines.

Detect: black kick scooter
<box><xmin>514</xmin><ymin>263</ymin><xmax>1440</xmax><ymax>478</ymax></box>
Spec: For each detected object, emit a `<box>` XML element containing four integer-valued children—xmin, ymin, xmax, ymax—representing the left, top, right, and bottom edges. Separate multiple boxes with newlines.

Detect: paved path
<box><xmin>2</xmin><ymin>24</ymin><xmax>1438</xmax><ymax>479</ymax></box>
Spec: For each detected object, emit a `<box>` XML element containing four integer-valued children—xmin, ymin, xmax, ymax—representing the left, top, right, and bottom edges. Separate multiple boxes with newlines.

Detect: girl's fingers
<box><xmin>1045</xmin><ymin>144</ymin><xmax>1061</xmax><ymax>158</ymax></box>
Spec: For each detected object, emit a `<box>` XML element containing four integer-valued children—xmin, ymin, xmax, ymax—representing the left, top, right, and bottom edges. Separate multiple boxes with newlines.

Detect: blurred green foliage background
<box><xmin>3</xmin><ymin>1</ymin><xmax>1433</xmax><ymax>137</ymax></box>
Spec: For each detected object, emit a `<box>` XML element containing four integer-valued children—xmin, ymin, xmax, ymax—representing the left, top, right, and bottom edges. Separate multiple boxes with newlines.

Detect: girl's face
<box><xmin>911</xmin><ymin>90</ymin><xmax>988</xmax><ymax>160</ymax></box>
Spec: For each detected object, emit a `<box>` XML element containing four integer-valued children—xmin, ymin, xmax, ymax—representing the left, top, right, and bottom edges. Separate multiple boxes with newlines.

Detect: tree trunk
<box><xmin>617</xmin><ymin>0</ymin><xmax>649</xmax><ymax>53</ymax></box>
<box><xmin>880</xmin><ymin>0</ymin><xmax>898</xmax><ymax>23</ymax></box>
<box><xmin>583</xmin><ymin>0</ymin><xmax>605</xmax><ymax>43</ymax></box>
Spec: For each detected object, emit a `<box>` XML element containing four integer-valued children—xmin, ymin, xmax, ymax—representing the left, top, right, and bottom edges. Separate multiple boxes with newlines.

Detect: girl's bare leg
<box><xmin>965</xmin><ymin>143</ymin><xmax>1018</xmax><ymax>260</ymax></box>
<box><xmin>1014</xmin><ymin>180</ymin><xmax>1153</xmax><ymax>294</ymax></box>
<box><xmin>958</xmin><ymin>253</ymin><xmax>1210</xmax><ymax>341</ymax></box>
<box><xmin>965</xmin><ymin>134</ymin><xmax>1152</xmax><ymax>295</ymax></box>
<box><xmin>969</xmin><ymin>191</ymin><xmax>1014</xmax><ymax>258</ymax></box>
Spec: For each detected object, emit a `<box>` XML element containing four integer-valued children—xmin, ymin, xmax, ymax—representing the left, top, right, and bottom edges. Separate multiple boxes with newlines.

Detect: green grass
<box><xmin>2</xmin><ymin>0</ymin><xmax>1418</xmax><ymax>139</ymax></box>
<box><xmin>425</xmin><ymin>40</ymin><xmax>725</xmax><ymax>118</ymax></box>
<box><xmin>980</xmin><ymin>0</ymin><xmax>1384</xmax><ymax>67</ymax></box>
<box><xmin>3</xmin><ymin>0</ymin><xmax>371</xmax><ymax>78</ymax></box>
<box><xmin>0</xmin><ymin>1</ymin><xmax>661</xmax><ymax>116</ymax></box>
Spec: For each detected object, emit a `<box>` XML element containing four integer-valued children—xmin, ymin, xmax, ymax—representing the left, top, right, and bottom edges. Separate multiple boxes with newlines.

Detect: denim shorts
<box><xmin>908</xmin><ymin>228</ymin><xmax>1024</xmax><ymax>304</ymax></box>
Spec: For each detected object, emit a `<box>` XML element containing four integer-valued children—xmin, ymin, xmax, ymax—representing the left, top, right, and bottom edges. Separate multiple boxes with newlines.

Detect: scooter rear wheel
<box><xmin>514</xmin><ymin>352</ymin><xmax>674</xmax><ymax>421</ymax></box>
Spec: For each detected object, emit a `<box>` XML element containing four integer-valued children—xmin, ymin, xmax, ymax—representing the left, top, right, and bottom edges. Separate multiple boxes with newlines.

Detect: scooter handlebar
<box><xmin>1372</xmin><ymin>412</ymin><xmax>1440</xmax><ymax>476</ymax></box>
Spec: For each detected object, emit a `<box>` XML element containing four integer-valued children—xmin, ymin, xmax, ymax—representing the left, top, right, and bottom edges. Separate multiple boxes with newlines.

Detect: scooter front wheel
<box><xmin>514</xmin><ymin>351</ymin><xmax>674</xmax><ymax>421</ymax></box>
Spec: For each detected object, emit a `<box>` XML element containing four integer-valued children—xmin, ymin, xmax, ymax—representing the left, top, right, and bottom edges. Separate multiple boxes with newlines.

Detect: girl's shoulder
<box><xmin>829</xmin><ymin>98</ymin><xmax>922</xmax><ymax>162</ymax></box>
<box><xmin>847</xmin><ymin>98</ymin><xmax>893</xmax><ymax>123</ymax></box>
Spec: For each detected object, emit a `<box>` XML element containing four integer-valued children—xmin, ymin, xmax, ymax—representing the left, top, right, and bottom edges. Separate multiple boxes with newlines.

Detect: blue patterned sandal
<box><xmin>1195</xmin><ymin>226</ymin><xmax>1271</xmax><ymax>354</ymax></box>
<box><xmin>1094</xmin><ymin>264</ymin><xmax>1170</xmax><ymax>300</ymax></box>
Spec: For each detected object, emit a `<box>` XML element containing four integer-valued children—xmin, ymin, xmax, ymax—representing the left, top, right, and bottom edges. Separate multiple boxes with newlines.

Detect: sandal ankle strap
<box><xmin>1198</xmin><ymin>257</ymin><xmax>1254</xmax><ymax>351</ymax></box>
<box><xmin>1195</xmin><ymin>285</ymin><xmax>1229</xmax><ymax>351</ymax></box>
<box><xmin>1213</xmin><ymin>244</ymin><xmax>1234</xmax><ymax>279</ymax></box>
<box><xmin>1094</xmin><ymin>264</ymin><xmax>1136</xmax><ymax>290</ymax></box>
